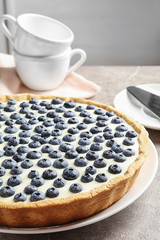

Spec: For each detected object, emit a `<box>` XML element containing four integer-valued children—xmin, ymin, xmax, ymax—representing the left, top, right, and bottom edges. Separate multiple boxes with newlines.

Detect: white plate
<box><xmin>0</xmin><ymin>140</ymin><xmax>158</xmax><ymax>234</ymax></box>
<box><xmin>114</xmin><ymin>84</ymin><xmax>160</xmax><ymax>130</ymax></box>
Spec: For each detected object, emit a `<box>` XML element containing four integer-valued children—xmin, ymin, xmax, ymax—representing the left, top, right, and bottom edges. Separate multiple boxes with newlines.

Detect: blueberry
<box><xmin>46</xmin><ymin>104</ymin><xmax>55</xmax><ymax>110</ymax></box>
<box><xmin>15</xmin><ymin>118</ymin><xmax>27</xmax><ymax>125</ymax></box>
<box><xmin>74</xmin><ymin>157</ymin><xmax>88</xmax><ymax>167</ymax></box>
<box><xmin>94</xmin><ymin>158</ymin><xmax>107</xmax><ymax>168</ymax></box>
<box><xmin>53</xmin><ymin>178</ymin><xmax>66</xmax><ymax>188</ymax></box>
<box><xmin>103</xmin><ymin>150</ymin><xmax>116</xmax><ymax>159</ymax></box>
<box><xmin>24</xmin><ymin>185</ymin><xmax>37</xmax><ymax>194</ymax></box>
<box><xmin>0</xmin><ymin>114</ymin><xmax>8</xmax><ymax>121</ymax></box>
<box><xmin>0</xmin><ymin>178</ymin><xmax>3</xmax><ymax>186</ymax></box>
<box><xmin>85</xmin><ymin>166</ymin><xmax>97</xmax><ymax>175</ymax></box>
<box><xmin>114</xmin><ymin>131</ymin><xmax>124</xmax><ymax>138</ymax></box>
<box><xmin>53</xmin><ymin>158</ymin><xmax>68</xmax><ymax>169</ymax></box>
<box><xmin>114</xmin><ymin>153</ymin><xmax>127</xmax><ymax>162</ymax></box>
<box><xmin>116</xmin><ymin>124</ymin><xmax>128</xmax><ymax>132</ymax></box>
<box><xmin>76</xmin><ymin>146</ymin><xmax>89</xmax><ymax>153</ymax></box>
<box><xmin>63</xmin><ymin>134</ymin><xmax>76</xmax><ymax>142</ymax></box>
<box><xmin>59</xmin><ymin>143</ymin><xmax>74</xmax><ymax>152</ymax></box>
<box><xmin>103</xmin><ymin>126</ymin><xmax>112</xmax><ymax>132</ymax></box>
<box><xmin>77</xmin><ymin>123</ymin><xmax>87</xmax><ymax>130</ymax></box>
<box><xmin>75</xmin><ymin>105</ymin><xmax>85</xmax><ymax>112</ymax></box>
<box><xmin>19</xmin><ymin>130</ymin><xmax>31</xmax><ymax>138</ymax></box>
<box><xmin>55</xmin><ymin>106</ymin><xmax>66</xmax><ymax>112</ymax></box>
<box><xmin>7</xmin><ymin>175</ymin><xmax>22</xmax><ymax>186</ymax></box>
<box><xmin>0</xmin><ymin>150</ymin><xmax>4</xmax><ymax>157</ymax></box>
<box><xmin>103</xmin><ymin>131</ymin><xmax>114</xmax><ymax>140</ymax></box>
<box><xmin>31</xmin><ymin>104</ymin><xmax>41</xmax><ymax>110</ymax></box>
<box><xmin>10</xmin><ymin>113</ymin><xmax>20</xmax><ymax>119</ymax></box>
<box><xmin>68</xmin><ymin>117</ymin><xmax>79</xmax><ymax>124</ymax></box>
<box><xmin>41</xmin><ymin>129</ymin><xmax>51</xmax><ymax>138</ymax></box>
<box><xmin>4</xmin><ymin>146</ymin><xmax>16</xmax><ymax>156</ymax></box>
<box><xmin>39</xmin><ymin>100</ymin><xmax>49</xmax><ymax>106</ymax></box>
<box><xmin>43</xmin><ymin>120</ymin><xmax>54</xmax><ymax>127</ymax></box>
<box><xmin>0</xmin><ymin>103</ymin><xmax>5</xmax><ymax>109</ymax></box>
<box><xmin>94</xmin><ymin>108</ymin><xmax>105</xmax><ymax>115</ymax></box>
<box><xmin>46</xmin><ymin>187</ymin><xmax>59</xmax><ymax>198</ymax></box>
<box><xmin>13</xmin><ymin>153</ymin><xmax>26</xmax><ymax>162</ymax></box>
<box><xmin>38</xmin><ymin>116</ymin><xmax>48</xmax><ymax>122</ymax></box>
<box><xmin>30</xmin><ymin>191</ymin><xmax>45</xmax><ymax>201</ymax></box>
<box><xmin>69</xmin><ymin>183</ymin><xmax>83</xmax><ymax>193</ymax></box>
<box><xmin>51</xmin><ymin>129</ymin><xmax>62</xmax><ymax>136</ymax></box>
<box><xmin>28</xmin><ymin>170</ymin><xmax>39</xmax><ymax>179</ymax></box>
<box><xmin>123</xmin><ymin>138</ymin><xmax>135</xmax><ymax>146</ymax></box>
<box><xmin>47</xmin><ymin>111</ymin><xmax>58</xmax><ymax>118</ymax></box>
<box><xmin>29</xmin><ymin>141</ymin><xmax>41</xmax><ymax>148</ymax></box>
<box><xmin>80</xmin><ymin>111</ymin><xmax>91</xmax><ymax>118</ymax></box>
<box><xmin>0</xmin><ymin>166</ymin><xmax>6</xmax><ymax>176</ymax></box>
<box><xmin>68</xmin><ymin>127</ymin><xmax>79</xmax><ymax>135</ymax></box>
<box><xmin>27</xmin><ymin>151</ymin><xmax>42</xmax><ymax>159</ymax></box>
<box><xmin>49</xmin><ymin>150</ymin><xmax>62</xmax><ymax>159</ymax></box>
<box><xmin>90</xmin><ymin>127</ymin><xmax>102</xmax><ymax>134</ymax></box>
<box><xmin>126</xmin><ymin>131</ymin><xmax>137</xmax><ymax>138</ymax></box>
<box><xmin>34</xmin><ymin>125</ymin><xmax>46</xmax><ymax>134</ymax></box>
<box><xmin>54</xmin><ymin>117</ymin><xmax>65</xmax><ymax>123</ymax></box>
<box><xmin>111</xmin><ymin>117</ymin><xmax>123</xmax><ymax>124</ymax></box>
<box><xmin>123</xmin><ymin>148</ymin><xmax>135</xmax><ymax>157</ymax></box>
<box><xmin>20</xmin><ymin>101</ymin><xmax>29</xmax><ymax>108</ymax></box>
<box><xmin>86</xmin><ymin>104</ymin><xmax>95</xmax><ymax>110</ymax></box>
<box><xmin>5</xmin><ymin>119</ymin><xmax>14</xmax><ymax>126</ymax></box>
<box><xmin>42</xmin><ymin>169</ymin><xmax>57</xmax><ymax>180</ymax></box>
<box><xmin>97</xmin><ymin>114</ymin><xmax>109</xmax><ymax>121</ymax></box>
<box><xmin>4</xmin><ymin>105</ymin><xmax>16</xmax><ymax>112</ymax></box>
<box><xmin>65</xmin><ymin>150</ymin><xmax>78</xmax><ymax>159</ymax></box>
<box><xmin>31</xmin><ymin>177</ymin><xmax>44</xmax><ymax>187</ymax></box>
<box><xmin>63</xmin><ymin>167</ymin><xmax>79</xmax><ymax>180</ymax></box>
<box><xmin>41</xmin><ymin>145</ymin><xmax>53</xmax><ymax>153</ymax></box>
<box><xmin>108</xmin><ymin>164</ymin><xmax>122</xmax><ymax>174</ymax></box>
<box><xmin>10</xmin><ymin>165</ymin><xmax>23</xmax><ymax>175</ymax></box>
<box><xmin>112</xmin><ymin>144</ymin><xmax>124</xmax><ymax>153</ymax></box>
<box><xmin>106</xmin><ymin>139</ymin><xmax>116</xmax><ymax>147</ymax></box>
<box><xmin>19</xmin><ymin>107</ymin><xmax>29</xmax><ymax>114</ymax></box>
<box><xmin>83</xmin><ymin>116</ymin><xmax>96</xmax><ymax>124</ymax></box>
<box><xmin>64</xmin><ymin>101</ymin><xmax>76</xmax><ymax>108</ymax></box>
<box><xmin>20</xmin><ymin>123</ymin><xmax>32</xmax><ymax>130</ymax></box>
<box><xmin>14</xmin><ymin>193</ymin><xmax>27</xmax><ymax>202</ymax></box>
<box><xmin>78</xmin><ymin>138</ymin><xmax>90</xmax><ymax>146</ymax></box>
<box><xmin>0</xmin><ymin>137</ymin><xmax>4</xmax><ymax>144</ymax></box>
<box><xmin>96</xmin><ymin>120</ymin><xmax>108</xmax><ymax>127</ymax></box>
<box><xmin>38</xmin><ymin>108</ymin><xmax>48</xmax><ymax>114</ymax></box>
<box><xmin>80</xmin><ymin>131</ymin><xmax>92</xmax><ymax>139</ymax></box>
<box><xmin>38</xmin><ymin>137</ymin><xmax>49</xmax><ymax>145</ymax></box>
<box><xmin>63</xmin><ymin>110</ymin><xmax>75</xmax><ymax>118</ymax></box>
<box><xmin>90</xmin><ymin>143</ymin><xmax>103</xmax><ymax>151</ymax></box>
<box><xmin>81</xmin><ymin>173</ymin><xmax>93</xmax><ymax>183</ymax></box>
<box><xmin>17</xmin><ymin>146</ymin><xmax>29</xmax><ymax>154</ymax></box>
<box><xmin>25</xmin><ymin>112</ymin><xmax>36</xmax><ymax>119</ymax></box>
<box><xmin>8</xmin><ymin>137</ymin><xmax>19</xmax><ymax>146</ymax></box>
<box><xmin>86</xmin><ymin>151</ymin><xmax>99</xmax><ymax>160</ymax></box>
<box><xmin>31</xmin><ymin>134</ymin><xmax>41</xmax><ymax>142</ymax></box>
<box><xmin>28</xmin><ymin>118</ymin><xmax>39</xmax><ymax>125</ymax></box>
<box><xmin>106</xmin><ymin>111</ymin><xmax>115</xmax><ymax>117</ymax></box>
<box><xmin>29</xmin><ymin>98</ymin><xmax>39</xmax><ymax>104</ymax></box>
<box><xmin>95</xmin><ymin>173</ymin><xmax>108</xmax><ymax>182</ymax></box>
<box><xmin>0</xmin><ymin>186</ymin><xmax>15</xmax><ymax>197</ymax></box>
<box><xmin>55</xmin><ymin>122</ymin><xmax>68</xmax><ymax>130</ymax></box>
<box><xmin>37</xmin><ymin>158</ymin><xmax>51</xmax><ymax>168</ymax></box>
<box><xmin>51</xmin><ymin>98</ymin><xmax>63</xmax><ymax>104</ymax></box>
<box><xmin>4</xmin><ymin>126</ymin><xmax>18</xmax><ymax>134</ymax></box>
<box><xmin>21</xmin><ymin>159</ymin><xmax>33</xmax><ymax>169</ymax></box>
<box><xmin>49</xmin><ymin>137</ymin><xmax>62</xmax><ymax>145</ymax></box>
<box><xmin>94</xmin><ymin>135</ymin><xmax>105</xmax><ymax>143</ymax></box>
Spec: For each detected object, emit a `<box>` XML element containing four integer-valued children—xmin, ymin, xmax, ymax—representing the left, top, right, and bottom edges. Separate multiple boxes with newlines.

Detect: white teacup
<box><xmin>13</xmin><ymin>47</ymin><xmax>86</xmax><ymax>91</ymax></box>
<box><xmin>1</xmin><ymin>13</ymin><xmax>74</xmax><ymax>56</ymax></box>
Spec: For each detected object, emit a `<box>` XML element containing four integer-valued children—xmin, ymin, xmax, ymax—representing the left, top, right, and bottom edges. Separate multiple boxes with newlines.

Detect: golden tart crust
<box><xmin>0</xmin><ymin>94</ymin><xmax>149</xmax><ymax>227</ymax></box>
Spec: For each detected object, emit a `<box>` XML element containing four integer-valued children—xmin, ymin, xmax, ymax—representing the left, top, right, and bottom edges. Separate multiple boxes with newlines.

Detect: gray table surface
<box><xmin>0</xmin><ymin>66</ymin><xmax>160</xmax><ymax>240</ymax></box>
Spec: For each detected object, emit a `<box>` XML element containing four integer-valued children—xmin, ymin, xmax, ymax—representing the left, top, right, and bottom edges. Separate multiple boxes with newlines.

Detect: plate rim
<box><xmin>0</xmin><ymin>140</ymin><xmax>158</xmax><ymax>234</ymax></box>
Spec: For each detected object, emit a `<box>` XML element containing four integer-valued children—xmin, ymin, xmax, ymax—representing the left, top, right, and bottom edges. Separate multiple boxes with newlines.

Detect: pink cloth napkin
<box><xmin>0</xmin><ymin>53</ymin><xmax>100</xmax><ymax>98</ymax></box>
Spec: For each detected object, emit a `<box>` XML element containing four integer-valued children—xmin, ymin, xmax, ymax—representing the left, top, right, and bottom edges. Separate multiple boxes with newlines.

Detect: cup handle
<box><xmin>67</xmin><ymin>48</ymin><xmax>86</xmax><ymax>74</ymax></box>
<box><xmin>0</xmin><ymin>14</ymin><xmax>17</xmax><ymax>45</ymax></box>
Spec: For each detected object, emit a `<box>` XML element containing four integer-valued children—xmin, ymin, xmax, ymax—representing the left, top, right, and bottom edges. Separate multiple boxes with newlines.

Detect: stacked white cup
<box><xmin>0</xmin><ymin>13</ymin><xmax>86</xmax><ymax>91</ymax></box>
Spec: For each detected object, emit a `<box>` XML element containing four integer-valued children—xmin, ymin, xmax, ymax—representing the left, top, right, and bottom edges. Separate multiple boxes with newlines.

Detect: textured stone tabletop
<box><xmin>0</xmin><ymin>66</ymin><xmax>160</xmax><ymax>240</ymax></box>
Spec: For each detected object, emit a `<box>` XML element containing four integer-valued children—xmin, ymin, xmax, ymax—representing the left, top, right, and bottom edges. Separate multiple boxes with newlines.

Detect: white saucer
<box><xmin>0</xmin><ymin>140</ymin><xmax>158</xmax><ymax>234</ymax></box>
<box><xmin>114</xmin><ymin>84</ymin><xmax>160</xmax><ymax>130</ymax></box>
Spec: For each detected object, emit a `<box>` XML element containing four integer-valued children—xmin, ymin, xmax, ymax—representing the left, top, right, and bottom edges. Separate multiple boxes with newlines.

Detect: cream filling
<box><xmin>0</xmin><ymin>99</ymin><xmax>139</xmax><ymax>202</ymax></box>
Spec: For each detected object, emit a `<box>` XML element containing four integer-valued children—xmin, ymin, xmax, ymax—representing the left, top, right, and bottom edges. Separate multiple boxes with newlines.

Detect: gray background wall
<box><xmin>1</xmin><ymin>0</ymin><xmax>160</xmax><ymax>65</ymax></box>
